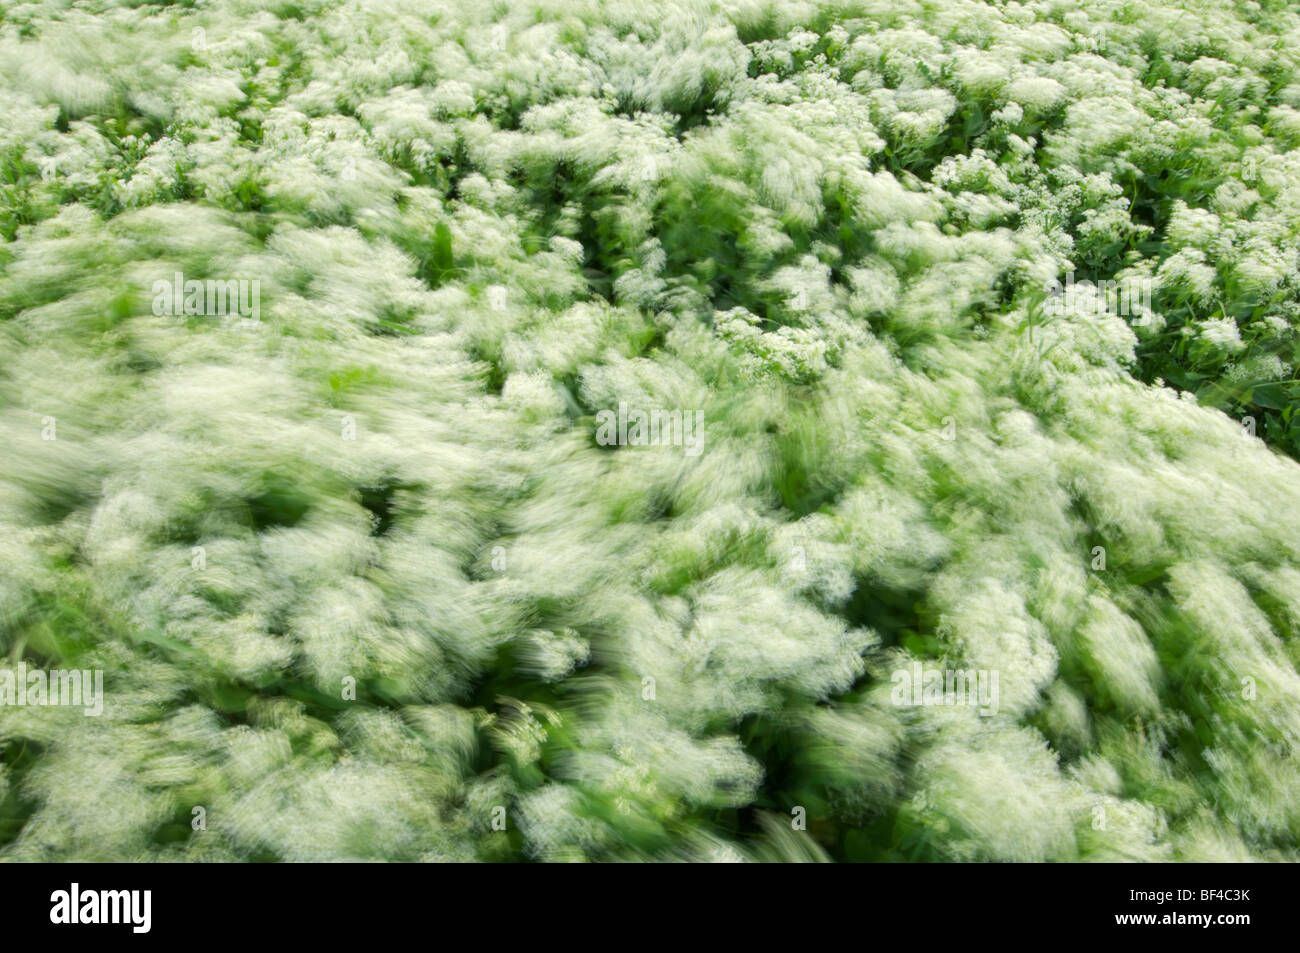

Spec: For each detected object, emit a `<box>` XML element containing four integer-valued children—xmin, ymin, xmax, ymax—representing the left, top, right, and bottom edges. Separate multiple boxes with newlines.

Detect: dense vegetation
<box><xmin>1</xmin><ymin>0</ymin><xmax>1299</xmax><ymax>861</ymax></box>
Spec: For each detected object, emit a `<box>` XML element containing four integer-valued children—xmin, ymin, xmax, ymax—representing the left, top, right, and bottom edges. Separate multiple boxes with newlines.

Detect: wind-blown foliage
<box><xmin>1</xmin><ymin>0</ymin><xmax>1299</xmax><ymax>861</ymax></box>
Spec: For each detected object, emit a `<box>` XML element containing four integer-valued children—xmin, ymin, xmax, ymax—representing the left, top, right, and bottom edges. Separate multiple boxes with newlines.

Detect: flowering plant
<box><xmin>1</xmin><ymin>0</ymin><xmax>1299</xmax><ymax>862</ymax></box>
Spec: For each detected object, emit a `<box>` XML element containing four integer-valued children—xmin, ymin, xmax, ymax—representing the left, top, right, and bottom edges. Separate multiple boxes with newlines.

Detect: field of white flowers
<box><xmin>1</xmin><ymin>0</ymin><xmax>1299</xmax><ymax>862</ymax></box>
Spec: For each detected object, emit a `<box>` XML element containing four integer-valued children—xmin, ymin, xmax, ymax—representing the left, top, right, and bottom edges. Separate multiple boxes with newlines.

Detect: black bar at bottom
<box><xmin>0</xmin><ymin>861</ymin><xmax>1284</xmax><ymax>941</ymax></box>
